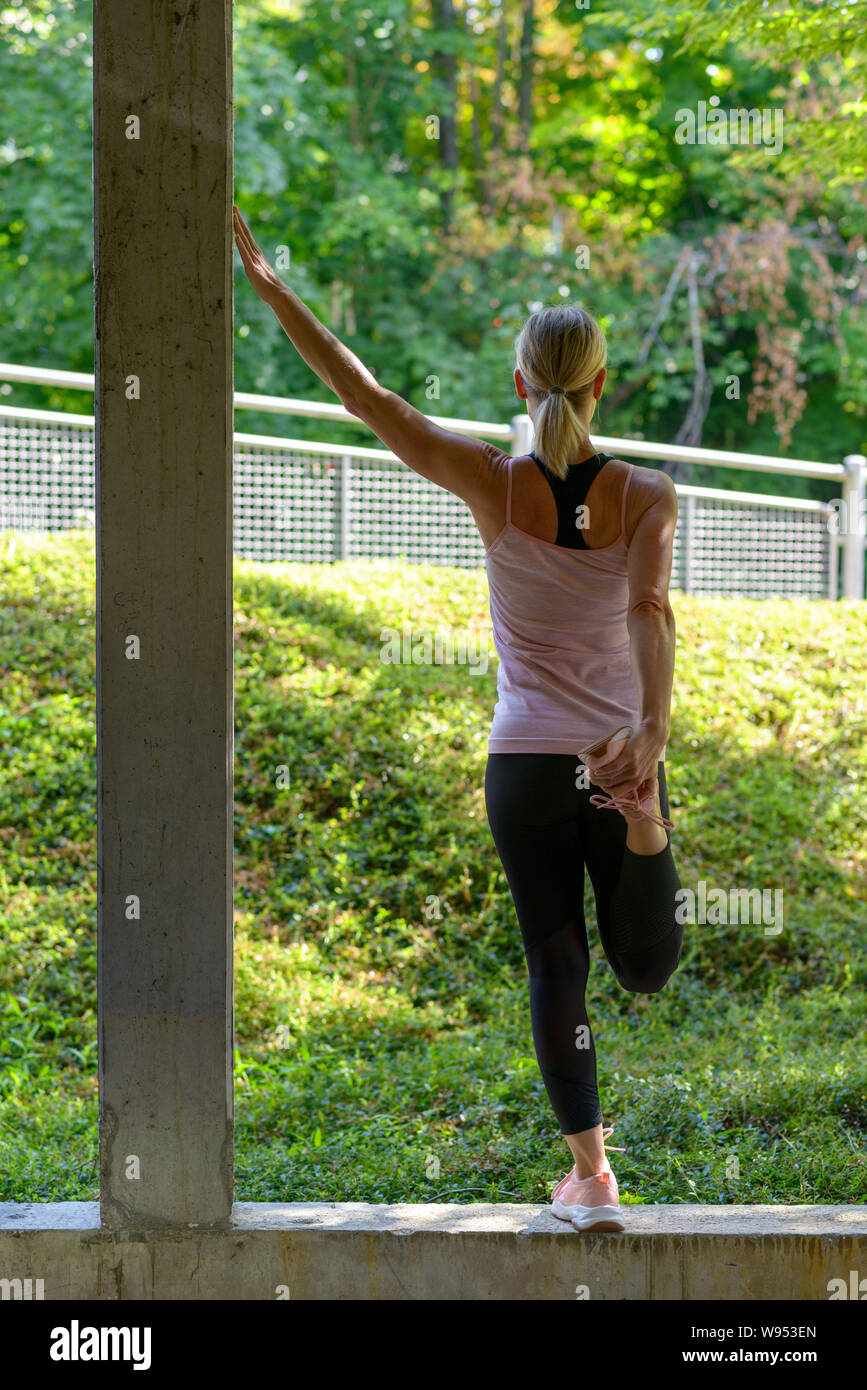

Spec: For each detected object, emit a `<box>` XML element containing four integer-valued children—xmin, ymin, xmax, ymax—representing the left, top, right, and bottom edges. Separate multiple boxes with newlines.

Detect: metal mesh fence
<box><xmin>0</xmin><ymin>413</ymin><xmax>837</xmax><ymax>598</ymax></box>
<box><xmin>0</xmin><ymin>415</ymin><xmax>96</xmax><ymax>533</ymax></box>
<box><xmin>671</xmin><ymin>492</ymin><xmax>833</xmax><ymax>599</ymax></box>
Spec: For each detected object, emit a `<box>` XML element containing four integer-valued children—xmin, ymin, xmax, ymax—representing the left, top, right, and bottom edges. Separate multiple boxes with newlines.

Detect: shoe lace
<box><xmin>589</xmin><ymin>788</ymin><xmax>674</xmax><ymax>831</ymax></box>
<box><xmin>601</xmin><ymin>1124</ymin><xmax>625</xmax><ymax>1153</ymax></box>
<box><xmin>568</xmin><ymin>1125</ymin><xmax>625</xmax><ymax>1184</ymax></box>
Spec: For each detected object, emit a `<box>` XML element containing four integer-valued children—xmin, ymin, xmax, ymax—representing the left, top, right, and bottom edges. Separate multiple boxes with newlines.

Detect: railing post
<box><xmin>842</xmin><ymin>454</ymin><xmax>866</xmax><ymax>599</ymax></box>
<box><xmin>828</xmin><ymin>522</ymin><xmax>839</xmax><ymax>602</ymax></box>
<box><xmin>683</xmin><ymin>493</ymin><xmax>696</xmax><ymax>594</ymax></box>
<box><xmin>333</xmin><ymin>453</ymin><xmax>351</xmax><ymax>562</ymax></box>
<box><xmin>511</xmin><ymin>412</ymin><xmax>533</xmax><ymax>456</ymax></box>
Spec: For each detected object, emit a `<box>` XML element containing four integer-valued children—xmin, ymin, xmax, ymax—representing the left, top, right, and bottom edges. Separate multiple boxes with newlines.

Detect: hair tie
<box><xmin>548</xmin><ymin>385</ymin><xmax>566</xmax><ymax>395</ymax></box>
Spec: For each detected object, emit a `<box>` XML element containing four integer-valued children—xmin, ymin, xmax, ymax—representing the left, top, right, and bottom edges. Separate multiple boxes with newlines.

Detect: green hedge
<box><xmin>0</xmin><ymin>532</ymin><xmax>864</xmax><ymax>1203</ymax></box>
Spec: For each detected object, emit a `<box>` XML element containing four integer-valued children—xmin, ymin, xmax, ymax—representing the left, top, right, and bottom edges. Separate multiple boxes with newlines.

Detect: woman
<box><xmin>233</xmin><ymin>206</ymin><xmax>683</xmax><ymax>1232</ymax></box>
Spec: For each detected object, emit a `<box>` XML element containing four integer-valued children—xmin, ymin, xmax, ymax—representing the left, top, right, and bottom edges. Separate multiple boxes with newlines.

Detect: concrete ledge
<box><xmin>1</xmin><ymin>1203</ymin><xmax>865</xmax><ymax>1300</ymax></box>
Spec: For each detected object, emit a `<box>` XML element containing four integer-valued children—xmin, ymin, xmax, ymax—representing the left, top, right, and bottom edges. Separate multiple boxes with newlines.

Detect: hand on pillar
<box><xmin>232</xmin><ymin>204</ymin><xmax>288</xmax><ymax>306</ymax></box>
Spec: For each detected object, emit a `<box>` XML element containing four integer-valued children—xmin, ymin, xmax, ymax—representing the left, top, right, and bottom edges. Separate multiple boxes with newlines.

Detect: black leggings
<box><xmin>484</xmin><ymin>754</ymin><xmax>684</xmax><ymax>1136</ymax></box>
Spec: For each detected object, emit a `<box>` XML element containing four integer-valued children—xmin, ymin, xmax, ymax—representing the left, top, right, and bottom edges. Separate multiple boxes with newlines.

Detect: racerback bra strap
<box><xmin>619</xmin><ymin>461</ymin><xmax>634</xmax><ymax>541</ymax></box>
<box><xmin>530</xmin><ymin>450</ymin><xmax>614</xmax><ymax>550</ymax></box>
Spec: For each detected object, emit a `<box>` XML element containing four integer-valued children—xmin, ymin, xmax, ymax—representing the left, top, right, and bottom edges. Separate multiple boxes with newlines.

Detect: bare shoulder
<box><xmin>620</xmin><ymin>461</ymin><xmax>677</xmax><ymax>539</ymax></box>
<box><xmin>474</xmin><ymin>439</ymin><xmax>512</xmax><ymax>507</ymax></box>
<box><xmin>626</xmin><ymin>460</ymin><xmax>677</xmax><ymax>507</ymax></box>
<box><xmin>460</xmin><ymin>440</ymin><xmax>513</xmax><ymax>544</ymax></box>
<box><xmin>478</xmin><ymin>439</ymin><xmax>514</xmax><ymax>479</ymax></box>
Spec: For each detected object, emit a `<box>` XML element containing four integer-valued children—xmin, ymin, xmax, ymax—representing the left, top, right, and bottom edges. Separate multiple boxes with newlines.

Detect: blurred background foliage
<box><xmin>0</xmin><ymin>0</ymin><xmax>865</xmax><ymax>494</ymax></box>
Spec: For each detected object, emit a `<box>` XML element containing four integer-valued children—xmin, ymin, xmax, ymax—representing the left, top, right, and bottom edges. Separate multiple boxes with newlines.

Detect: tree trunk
<box><xmin>490</xmin><ymin>7</ymin><xmax>508</xmax><ymax>153</ymax></box>
<box><xmin>468</xmin><ymin>41</ymin><xmax>489</xmax><ymax>212</ymax></box>
<box><xmin>517</xmin><ymin>0</ymin><xmax>535</xmax><ymax>154</ymax></box>
<box><xmin>431</xmin><ymin>0</ymin><xmax>459</xmax><ymax>230</ymax></box>
<box><xmin>345</xmin><ymin>45</ymin><xmax>362</xmax><ymax>149</ymax></box>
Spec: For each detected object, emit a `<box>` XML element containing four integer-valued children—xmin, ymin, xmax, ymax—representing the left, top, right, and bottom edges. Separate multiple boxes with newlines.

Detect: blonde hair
<box><xmin>514</xmin><ymin>305</ymin><xmax>608</xmax><ymax>480</ymax></box>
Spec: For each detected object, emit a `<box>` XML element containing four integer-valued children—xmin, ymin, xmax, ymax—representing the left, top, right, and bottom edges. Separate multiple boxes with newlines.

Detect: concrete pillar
<box><xmin>93</xmin><ymin>1</ymin><xmax>234</xmax><ymax>1229</ymax></box>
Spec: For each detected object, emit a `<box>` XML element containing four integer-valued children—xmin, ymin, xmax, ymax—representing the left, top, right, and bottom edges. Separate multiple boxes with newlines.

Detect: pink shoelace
<box><xmin>589</xmin><ymin>785</ymin><xmax>674</xmax><ymax>831</ymax></box>
<box><xmin>568</xmin><ymin>1124</ymin><xmax>626</xmax><ymax>1183</ymax></box>
<box><xmin>601</xmin><ymin>1124</ymin><xmax>624</xmax><ymax>1153</ymax></box>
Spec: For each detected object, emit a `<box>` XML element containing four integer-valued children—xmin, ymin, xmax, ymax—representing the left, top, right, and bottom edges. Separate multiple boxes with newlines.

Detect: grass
<box><xmin>0</xmin><ymin>529</ymin><xmax>865</xmax><ymax>1205</ymax></box>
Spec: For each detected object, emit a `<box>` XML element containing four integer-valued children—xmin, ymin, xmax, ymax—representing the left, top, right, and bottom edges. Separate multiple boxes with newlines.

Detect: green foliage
<box><xmin>0</xmin><ymin>533</ymin><xmax>864</xmax><ymax>1203</ymax></box>
<box><xmin>1</xmin><ymin>1</ymin><xmax>865</xmax><ymax>478</ymax></box>
<box><xmin>598</xmin><ymin>0</ymin><xmax>866</xmax><ymax>184</ymax></box>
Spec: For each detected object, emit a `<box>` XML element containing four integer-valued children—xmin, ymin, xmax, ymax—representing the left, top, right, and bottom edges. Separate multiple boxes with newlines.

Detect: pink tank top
<box><xmin>485</xmin><ymin>454</ymin><xmax>643</xmax><ymax>755</ymax></box>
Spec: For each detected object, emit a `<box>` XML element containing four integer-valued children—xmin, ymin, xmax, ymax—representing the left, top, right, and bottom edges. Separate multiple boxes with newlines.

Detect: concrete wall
<box><xmin>1</xmin><ymin>1204</ymin><xmax>865</xmax><ymax>1299</ymax></box>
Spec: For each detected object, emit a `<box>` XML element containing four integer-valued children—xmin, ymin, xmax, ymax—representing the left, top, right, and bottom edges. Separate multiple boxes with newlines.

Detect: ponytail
<box><xmin>514</xmin><ymin>306</ymin><xmax>607</xmax><ymax>480</ymax></box>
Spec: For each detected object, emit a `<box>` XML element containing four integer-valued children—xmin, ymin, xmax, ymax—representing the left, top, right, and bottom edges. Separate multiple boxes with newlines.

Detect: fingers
<box><xmin>233</xmin><ymin>224</ymin><xmax>258</xmax><ymax>273</ymax></box>
<box><xmin>232</xmin><ymin>205</ymin><xmax>255</xmax><ymax>256</ymax></box>
<box><xmin>232</xmin><ymin>209</ymin><xmax>271</xmax><ymax>281</ymax></box>
<box><xmin>595</xmin><ymin>778</ymin><xmax>639</xmax><ymax>796</ymax></box>
<box><xmin>595</xmin><ymin>766</ymin><xmax>653</xmax><ymax>795</ymax></box>
<box><xmin>587</xmin><ymin>755</ymin><xmax>630</xmax><ymax>786</ymax></box>
<box><xmin>587</xmin><ymin>754</ymin><xmax>646</xmax><ymax>792</ymax></box>
<box><xmin>587</xmin><ymin>732</ymin><xmax>657</xmax><ymax>791</ymax></box>
<box><xmin>234</xmin><ymin>220</ymin><xmax>252</xmax><ymax>258</ymax></box>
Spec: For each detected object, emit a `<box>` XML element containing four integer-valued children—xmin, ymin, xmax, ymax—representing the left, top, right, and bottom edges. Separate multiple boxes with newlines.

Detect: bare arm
<box><xmin>232</xmin><ymin>205</ymin><xmax>497</xmax><ymax>509</ymax></box>
<box><xmin>593</xmin><ymin>471</ymin><xmax>678</xmax><ymax>795</ymax></box>
<box><xmin>626</xmin><ymin>471</ymin><xmax>677</xmax><ymax>740</ymax></box>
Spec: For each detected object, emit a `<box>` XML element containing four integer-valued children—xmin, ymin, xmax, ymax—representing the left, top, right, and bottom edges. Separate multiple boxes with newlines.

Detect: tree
<box><xmin>597</xmin><ymin>0</ymin><xmax>867</xmax><ymax>186</ymax></box>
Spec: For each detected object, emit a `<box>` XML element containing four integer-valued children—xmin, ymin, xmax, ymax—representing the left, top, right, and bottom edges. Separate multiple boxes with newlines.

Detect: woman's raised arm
<box><xmin>233</xmin><ymin>205</ymin><xmax>497</xmax><ymax>509</ymax></box>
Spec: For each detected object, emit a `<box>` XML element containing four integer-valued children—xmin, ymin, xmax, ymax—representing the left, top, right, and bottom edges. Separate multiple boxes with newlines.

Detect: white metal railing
<box><xmin>0</xmin><ymin>362</ymin><xmax>513</xmax><ymax>441</ymax></box>
<box><xmin>1</xmin><ymin>363</ymin><xmax>864</xmax><ymax>599</ymax></box>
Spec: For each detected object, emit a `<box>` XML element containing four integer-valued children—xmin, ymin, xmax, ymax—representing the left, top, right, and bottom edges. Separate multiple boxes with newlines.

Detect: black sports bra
<box><xmin>529</xmin><ymin>450</ymin><xmax>613</xmax><ymax>550</ymax></box>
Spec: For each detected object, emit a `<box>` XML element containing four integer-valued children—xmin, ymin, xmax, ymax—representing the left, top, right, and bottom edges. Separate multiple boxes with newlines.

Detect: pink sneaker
<box><xmin>579</xmin><ymin>726</ymin><xmax>673</xmax><ymax>831</ymax></box>
<box><xmin>551</xmin><ymin>1126</ymin><xmax>625</xmax><ymax>1232</ymax></box>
